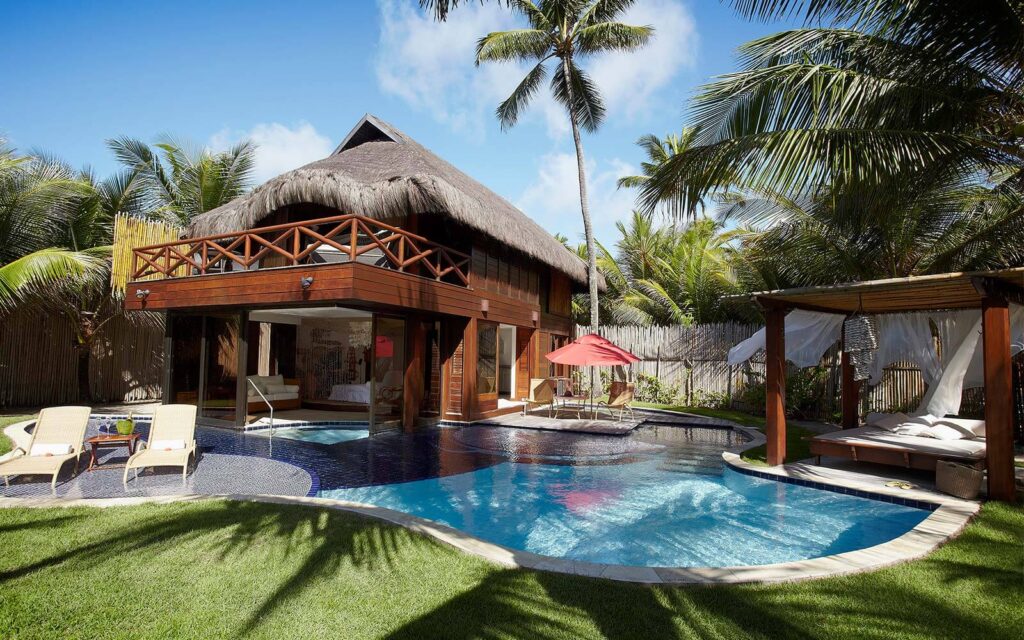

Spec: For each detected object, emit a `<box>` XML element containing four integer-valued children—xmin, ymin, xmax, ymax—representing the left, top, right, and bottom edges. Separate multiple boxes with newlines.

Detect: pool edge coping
<box><xmin>2</xmin><ymin>414</ymin><xmax>981</xmax><ymax>586</ymax></box>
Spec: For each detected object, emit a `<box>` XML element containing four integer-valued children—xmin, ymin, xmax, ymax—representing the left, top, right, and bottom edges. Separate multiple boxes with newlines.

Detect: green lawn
<box><xmin>637</xmin><ymin>403</ymin><xmax>817</xmax><ymax>465</ymax></box>
<box><xmin>0</xmin><ymin>499</ymin><xmax>1019</xmax><ymax>639</ymax></box>
<box><xmin>0</xmin><ymin>414</ymin><xmax>30</xmax><ymax>456</ymax></box>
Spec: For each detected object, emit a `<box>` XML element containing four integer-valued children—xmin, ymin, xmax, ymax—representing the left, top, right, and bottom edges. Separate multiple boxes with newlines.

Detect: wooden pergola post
<box><xmin>840</xmin><ymin>348</ymin><xmax>860</xmax><ymax>429</ymax></box>
<box><xmin>764</xmin><ymin>303</ymin><xmax>787</xmax><ymax>466</ymax></box>
<box><xmin>981</xmin><ymin>295</ymin><xmax>1017</xmax><ymax>502</ymax></box>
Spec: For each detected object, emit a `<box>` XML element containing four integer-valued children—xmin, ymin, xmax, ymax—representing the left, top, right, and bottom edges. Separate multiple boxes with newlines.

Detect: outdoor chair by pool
<box><xmin>123</xmin><ymin>404</ymin><xmax>198</xmax><ymax>488</ymax></box>
<box><xmin>0</xmin><ymin>406</ymin><xmax>92</xmax><ymax>494</ymax></box>
<box><xmin>522</xmin><ymin>378</ymin><xmax>555</xmax><ymax>417</ymax></box>
<box><xmin>597</xmin><ymin>382</ymin><xmax>635</xmax><ymax>422</ymax></box>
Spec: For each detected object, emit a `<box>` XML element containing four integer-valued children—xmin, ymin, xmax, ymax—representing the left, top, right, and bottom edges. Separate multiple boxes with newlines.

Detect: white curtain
<box><xmin>727</xmin><ymin>309</ymin><xmax>844</xmax><ymax>367</ymax></box>
<box><xmin>867</xmin><ymin>313</ymin><xmax>942</xmax><ymax>386</ymax></box>
<box><xmin>917</xmin><ymin>311</ymin><xmax>982</xmax><ymax>417</ymax></box>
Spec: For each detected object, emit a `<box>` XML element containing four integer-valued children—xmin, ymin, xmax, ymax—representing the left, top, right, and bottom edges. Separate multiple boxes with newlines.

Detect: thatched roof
<box><xmin>188</xmin><ymin>114</ymin><xmax>600</xmax><ymax>288</ymax></box>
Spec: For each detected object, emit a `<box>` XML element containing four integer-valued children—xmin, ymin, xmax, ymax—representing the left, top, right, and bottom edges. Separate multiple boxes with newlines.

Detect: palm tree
<box><xmin>719</xmin><ymin>162</ymin><xmax>1024</xmax><ymax>288</ymax></box>
<box><xmin>108</xmin><ymin>136</ymin><xmax>255</xmax><ymax>227</ymax></box>
<box><xmin>567</xmin><ymin>212</ymin><xmax>747</xmax><ymax>326</ymax></box>
<box><xmin>474</xmin><ymin>0</ymin><xmax>653</xmax><ymax>330</ymax></box>
<box><xmin>0</xmin><ymin>141</ymin><xmax>103</xmax><ymax>313</ymax></box>
<box><xmin>638</xmin><ymin>1</ymin><xmax>1024</xmax><ymax>220</ymax></box>
<box><xmin>617</xmin><ymin>128</ymin><xmax>699</xmax><ymax>217</ymax></box>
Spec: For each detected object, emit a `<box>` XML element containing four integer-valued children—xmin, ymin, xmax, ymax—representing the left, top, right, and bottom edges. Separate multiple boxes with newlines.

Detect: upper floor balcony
<box><xmin>130</xmin><ymin>213</ymin><xmax>472</xmax><ymax>288</ymax></box>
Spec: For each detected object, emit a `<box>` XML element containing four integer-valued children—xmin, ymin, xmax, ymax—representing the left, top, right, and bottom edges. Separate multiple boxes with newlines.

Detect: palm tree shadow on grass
<box><xmin>0</xmin><ymin>499</ymin><xmax>422</xmax><ymax>636</ymax></box>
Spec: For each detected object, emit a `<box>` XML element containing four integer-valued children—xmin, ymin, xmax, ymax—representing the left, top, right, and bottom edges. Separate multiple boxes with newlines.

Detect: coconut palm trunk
<box><xmin>560</xmin><ymin>56</ymin><xmax>600</xmax><ymax>332</ymax></box>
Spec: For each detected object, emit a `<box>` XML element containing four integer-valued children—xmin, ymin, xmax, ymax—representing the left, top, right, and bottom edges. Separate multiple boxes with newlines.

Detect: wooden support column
<box><xmin>840</xmin><ymin>348</ymin><xmax>860</xmax><ymax>429</ymax></box>
<box><xmin>981</xmin><ymin>296</ymin><xmax>1017</xmax><ymax>502</ymax></box>
<box><xmin>764</xmin><ymin>303</ymin><xmax>787</xmax><ymax>466</ymax></box>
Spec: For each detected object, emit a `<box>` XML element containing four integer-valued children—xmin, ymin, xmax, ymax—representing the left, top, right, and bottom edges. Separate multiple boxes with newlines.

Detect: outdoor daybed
<box><xmin>810</xmin><ymin>414</ymin><xmax>986</xmax><ymax>471</ymax></box>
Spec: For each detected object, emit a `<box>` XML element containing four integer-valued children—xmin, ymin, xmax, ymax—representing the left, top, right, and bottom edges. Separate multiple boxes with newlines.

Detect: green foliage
<box><xmin>107</xmin><ymin>136</ymin><xmax>255</xmax><ymax>227</ymax></box>
<box><xmin>633</xmin><ymin>373</ymin><xmax>679</xmax><ymax>404</ymax></box>
<box><xmin>571</xmin><ymin>213</ymin><xmax>756</xmax><ymax>325</ymax></box>
<box><xmin>689</xmin><ymin>388</ymin><xmax>729</xmax><ymax>410</ymax></box>
<box><xmin>741</xmin><ymin>365</ymin><xmax>834</xmax><ymax>420</ymax></box>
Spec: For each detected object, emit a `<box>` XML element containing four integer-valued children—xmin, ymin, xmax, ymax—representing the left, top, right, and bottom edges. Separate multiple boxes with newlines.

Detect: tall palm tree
<box><xmin>108</xmin><ymin>136</ymin><xmax>255</xmax><ymax>227</ymax></box>
<box><xmin>617</xmin><ymin>128</ymin><xmax>699</xmax><ymax>217</ymax></box>
<box><xmin>639</xmin><ymin>1</ymin><xmax>1024</xmax><ymax>219</ymax></box>
<box><xmin>474</xmin><ymin>0</ymin><xmax>653</xmax><ymax>330</ymax></box>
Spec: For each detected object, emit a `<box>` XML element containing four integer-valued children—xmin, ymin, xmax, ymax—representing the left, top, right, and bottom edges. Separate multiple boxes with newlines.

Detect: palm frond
<box><xmin>496</xmin><ymin>61</ymin><xmax>550</xmax><ymax>129</ymax></box>
<box><xmin>551</xmin><ymin>59</ymin><xmax>606</xmax><ymax>132</ymax></box>
<box><xmin>575</xmin><ymin>22</ymin><xmax>653</xmax><ymax>55</ymax></box>
<box><xmin>476</xmin><ymin>29</ymin><xmax>552</xmax><ymax>63</ymax></box>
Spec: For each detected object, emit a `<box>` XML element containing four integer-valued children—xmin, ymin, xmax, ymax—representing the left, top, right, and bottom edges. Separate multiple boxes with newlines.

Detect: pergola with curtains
<box><xmin>749</xmin><ymin>267</ymin><xmax>1023</xmax><ymax>503</ymax></box>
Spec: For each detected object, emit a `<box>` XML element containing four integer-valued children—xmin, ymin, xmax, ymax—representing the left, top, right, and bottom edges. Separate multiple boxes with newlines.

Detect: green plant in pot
<box><xmin>115</xmin><ymin>415</ymin><xmax>135</xmax><ymax>435</ymax></box>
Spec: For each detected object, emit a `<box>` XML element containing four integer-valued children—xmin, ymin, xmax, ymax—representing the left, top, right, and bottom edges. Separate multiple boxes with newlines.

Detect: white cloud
<box><xmin>375</xmin><ymin>0</ymin><xmax>525</xmax><ymax>137</ymax></box>
<box><xmin>589</xmin><ymin>0</ymin><xmax>699</xmax><ymax>119</ymax></box>
<box><xmin>209</xmin><ymin>122</ymin><xmax>334</xmax><ymax>183</ymax></box>
<box><xmin>374</xmin><ymin>0</ymin><xmax>697</xmax><ymax>139</ymax></box>
<box><xmin>516</xmin><ymin>152</ymin><xmax>638</xmax><ymax>244</ymax></box>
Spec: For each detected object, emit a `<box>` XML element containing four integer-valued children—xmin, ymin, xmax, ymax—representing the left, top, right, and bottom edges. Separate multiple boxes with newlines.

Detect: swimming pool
<box><xmin>319</xmin><ymin>422</ymin><xmax>931</xmax><ymax>567</ymax></box>
<box><xmin>249</xmin><ymin>426</ymin><xmax>370</xmax><ymax>446</ymax></box>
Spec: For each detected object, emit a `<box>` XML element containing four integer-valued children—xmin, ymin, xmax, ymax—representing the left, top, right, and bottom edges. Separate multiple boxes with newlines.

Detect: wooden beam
<box><xmin>972</xmin><ymin>276</ymin><xmax>1024</xmax><ymax>307</ymax></box>
<box><xmin>840</xmin><ymin>348</ymin><xmax>860</xmax><ymax>429</ymax></box>
<box><xmin>981</xmin><ymin>296</ymin><xmax>1017</xmax><ymax>502</ymax></box>
<box><xmin>235</xmin><ymin>310</ymin><xmax>249</xmax><ymax>428</ymax></box>
<box><xmin>765</xmin><ymin>303</ymin><xmax>787</xmax><ymax>466</ymax></box>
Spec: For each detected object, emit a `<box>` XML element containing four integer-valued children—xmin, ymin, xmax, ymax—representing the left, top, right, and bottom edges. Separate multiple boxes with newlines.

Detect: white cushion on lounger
<box><xmin>814</xmin><ymin>426</ymin><xmax>986</xmax><ymax>459</ymax></box>
<box><xmin>150</xmin><ymin>439</ymin><xmax>186</xmax><ymax>451</ymax></box>
<box><xmin>29</xmin><ymin>443</ymin><xmax>73</xmax><ymax>456</ymax></box>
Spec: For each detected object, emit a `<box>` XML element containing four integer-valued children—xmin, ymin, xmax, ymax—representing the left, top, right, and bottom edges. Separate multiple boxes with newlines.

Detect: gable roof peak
<box><xmin>333</xmin><ymin>114</ymin><xmax>406</xmax><ymax>154</ymax></box>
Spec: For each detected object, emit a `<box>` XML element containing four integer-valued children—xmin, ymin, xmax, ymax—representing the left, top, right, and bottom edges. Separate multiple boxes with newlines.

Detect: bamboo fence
<box><xmin>579</xmin><ymin>324</ymin><xmax>938</xmax><ymax>421</ymax></box>
<box><xmin>0</xmin><ymin>308</ymin><xmax>164</xmax><ymax>408</ymax></box>
<box><xmin>110</xmin><ymin>214</ymin><xmax>182</xmax><ymax>293</ymax></box>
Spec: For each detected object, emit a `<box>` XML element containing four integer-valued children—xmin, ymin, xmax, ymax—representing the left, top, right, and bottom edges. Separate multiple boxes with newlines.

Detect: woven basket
<box><xmin>936</xmin><ymin>460</ymin><xmax>984</xmax><ymax>500</ymax></box>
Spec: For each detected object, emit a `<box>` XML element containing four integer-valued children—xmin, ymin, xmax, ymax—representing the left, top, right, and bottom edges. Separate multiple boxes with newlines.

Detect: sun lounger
<box><xmin>123</xmin><ymin>404</ymin><xmax>198</xmax><ymax>487</ymax></box>
<box><xmin>0</xmin><ymin>406</ymin><xmax>92</xmax><ymax>494</ymax></box>
<box><xmin>522</xmin><ymin>378</ymin><xmax>555</xmax><ymax>417</ymax></box>
<box><xmin>596</xmin><ymin>381</ymin><xmax>636</xmax><ymax>422</ymax></box>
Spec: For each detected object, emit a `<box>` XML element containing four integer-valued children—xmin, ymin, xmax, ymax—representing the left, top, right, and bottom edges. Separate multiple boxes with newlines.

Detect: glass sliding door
<box><xmin>201</xmin><ymin>314</ymin><xmax>240</xmax><ymax>423</ymax></box>
<box><xmin>168</xmin><ymin>315</ymin><xmax>203</xmax><ymax>406</ymax></box>
<box><xmin>372</xmin><ymin>316</ymin><xmax>406</xmax><ymax>431</ymax></box>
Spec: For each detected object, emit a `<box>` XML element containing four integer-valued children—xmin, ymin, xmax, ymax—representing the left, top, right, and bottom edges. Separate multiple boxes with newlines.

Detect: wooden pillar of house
<box><xmin>403</xmin><ymin>318</ymin><xmax>427</xmax><ymax>432</ymax></box>
<box><xmin>981</xmin><ymin>296</ymin><xmax>1017</xmax><ymax>502</ymax></box>
<box><xmin>840</xmin><ymin>348</ymin><xmax>860</xmax><ymax>429</ymax></box>
<box><xmin>764</xmin><ymin>303</ymin><xmax>787</xmax><ymax>466</ymax></box>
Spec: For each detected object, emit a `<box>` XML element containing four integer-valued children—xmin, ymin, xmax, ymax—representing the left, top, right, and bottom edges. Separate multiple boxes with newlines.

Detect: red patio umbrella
<box><xmin>544</xmin><ymin>333</ymin><xmax>639</xmax><ymax>417</ymax></box>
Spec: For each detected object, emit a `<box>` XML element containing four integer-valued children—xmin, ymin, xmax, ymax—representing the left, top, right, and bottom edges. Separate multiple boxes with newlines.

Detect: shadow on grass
<box><xmin>0</xmin><ymin>499</ymin><xmax>422</xmax><ymax>636</ymax></box>
<box><xmin>1</xmin><ymin>501</ymin><xmax>1020</xmax><ymax>639</ymax></box>
<box><xmin>383</xmin><ymin>503</ymin><xmax>1023</xmax><ymax>640</ymax></box>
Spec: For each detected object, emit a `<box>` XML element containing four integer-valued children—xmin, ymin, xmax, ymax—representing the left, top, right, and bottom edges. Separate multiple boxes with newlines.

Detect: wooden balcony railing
<box><xmin>130</xmin><ymin>213</ymin><xmax>471</xmax><ymax>286</ymax></box>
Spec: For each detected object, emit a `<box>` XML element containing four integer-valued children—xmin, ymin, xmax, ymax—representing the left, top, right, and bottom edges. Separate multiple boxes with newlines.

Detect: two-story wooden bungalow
<box><xmin>124</xmin><ymin>115</ymin><xmax>601</xmax><ymax>430</ymax></box>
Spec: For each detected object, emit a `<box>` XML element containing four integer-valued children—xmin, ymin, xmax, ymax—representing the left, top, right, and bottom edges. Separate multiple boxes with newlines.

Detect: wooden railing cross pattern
<box><xmin>130</xmin><ymin>213</ymin><xmax>472</xmax><ymax>286</ymax></box>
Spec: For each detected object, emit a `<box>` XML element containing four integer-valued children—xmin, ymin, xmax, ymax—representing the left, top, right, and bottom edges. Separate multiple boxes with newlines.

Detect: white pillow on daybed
<box><xmin>865</xmin><ymin>412</ymin><xmax>909</xmax><ymax>432</ymax></box>
<box><xmin>936</xmin><ymin>418</ymin><xmax>986</xmax><ymax>439</ymax></box>
<box><xmin>893</xmin><ymin>423</ymin><xmax>932</xmax><ymax>437</ymax></box>
<box><xmin>924</xmin><ymin>424</ymin><xmax>969</xmax><ymax>441</ymax></box>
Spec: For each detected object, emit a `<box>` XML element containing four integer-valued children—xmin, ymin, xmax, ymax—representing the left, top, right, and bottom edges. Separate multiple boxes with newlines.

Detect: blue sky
<box><xmin>0</xmin><ymin>0</ymin><xmax>795</xmax><ymax>243</ymax></box>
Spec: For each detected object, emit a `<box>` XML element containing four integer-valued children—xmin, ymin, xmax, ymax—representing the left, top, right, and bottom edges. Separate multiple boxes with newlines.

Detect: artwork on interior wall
<box><xmin>296</xmin><ymin>318</ymin><xmax>372</xmax><ymax>401</ymax></box>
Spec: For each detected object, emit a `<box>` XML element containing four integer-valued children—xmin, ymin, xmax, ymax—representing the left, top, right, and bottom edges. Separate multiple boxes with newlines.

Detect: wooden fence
<box><xmin>581</xmin><ymin>324</ymin><xmax>939</xmax><ymax>421</ymax></box>
<box><xmin>0</xmin><ymin>308</ymin><xmax>164</xmax><ymax>408</ymax></box>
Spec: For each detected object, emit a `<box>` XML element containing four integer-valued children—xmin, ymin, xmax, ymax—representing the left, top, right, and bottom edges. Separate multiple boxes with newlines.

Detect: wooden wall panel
<box><xmin>515</xmin><ymin>327</ymin><xmax>533</xmax><ymax>399</ymax></box>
